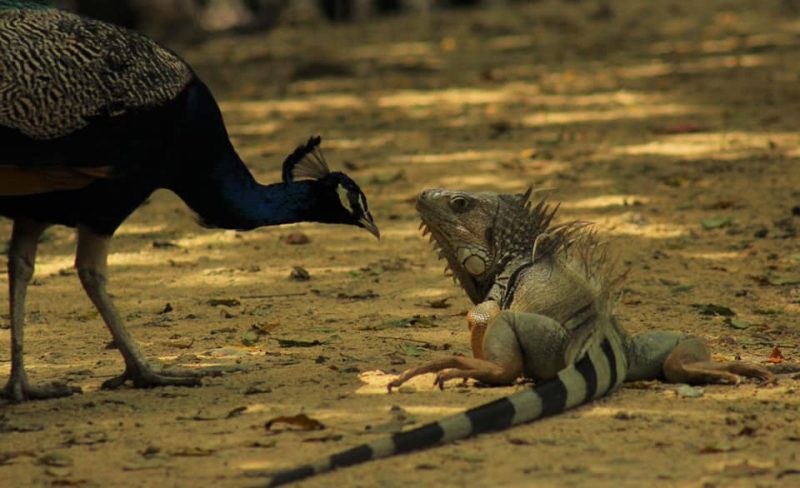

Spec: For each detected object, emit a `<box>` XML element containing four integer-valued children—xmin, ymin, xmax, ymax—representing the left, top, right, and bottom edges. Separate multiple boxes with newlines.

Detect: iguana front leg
<box><xmin>626</xmin><ymin>332</ymin><xmax>774</xmax><ymax>384</ymax></box>
<box><xmin>468</xmin><ymin>301</ymin><xmax>501</xmax><ymax>359</ymax></box>
<box><xmin>389</xmin><ymin>310</ymin><xmax>570</xmax><ymax>390</ymax></box>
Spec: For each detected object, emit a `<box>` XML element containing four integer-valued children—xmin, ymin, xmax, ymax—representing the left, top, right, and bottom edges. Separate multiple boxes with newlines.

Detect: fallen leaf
<box><xmin>302</xmin><ymin>434</ymin><xmax>343</xmax><ymax>443</ymax></box>
<box><xmin>365</xmin><ymin>315</ymin><xmax>437</xmax><ymax>330</ymax></box>
<box><xmin>164</xmin><ymin>336</ymin><xmax>194</xmax><ymax>349</ymax></box>
<box><xmin>275</xmin><ymin>338</ymin><xmax>323</xmax><ymax>348</ymax></box>
<box><xmin>241</xmin><ymin>330</ymin><xmax>261</xmax><ymax>347</ymax></box>
<box><xmin>675</xmin><ymin>384</ymin><xmax>704</xmax><ymax>398</ymax></box>
<box><xmin>691</xmin><ymin>303</ymin><xmax>736</xmax><ymax>317</ymax></box>
<box><xmin>702</xmin><ymin>217</ymin><xmax>733</xmax><ymax>230</ymax></box>
<box><xmin>207</xmin><ymin>298</ymin><xmax>241</xmax><ymax>307</ymax></box>
<box><xmin>720</xmin><ymin>459</ymin><xmax>771</xmax><ymax>477</ymax></box>
<box><xmin>0</xmin><ymin>450</ymin><xmax>35</xmax><ymax>465</ymax></box>
<box><xmin>63</xmin><ymin>430</ymin><xmax>108</xmax><ymax>446</ymax></box>
<box><xmin>244</xmin><ymin>382</ymin><xmax>272</xmax><ymax>395</ymax></box>
<box><xmin>402</xmin><ymin>344</ymin><xmax>426</xmax><ymax>357</ymax></box>
<box><xmin>152</xmin><ymin>240</ymin><xmax>179</xmax><ymax>249</ymax></box>
<box><xmin>44</xmin><ymin>466</ymin><xmax>73</xmax><ymax>478</ymax></box>
<box><xmin>724</xmin><ymin>318</ymin><xmax>751</xmax><ymax>330</ymax></box>
<box><xmin>427</xmin><ymin>297</ymin><xmax>452</xmax><ymax>309</ymax></box>
<box><xmin>336</xmin><ymin>290</ymin><xmax>379</xmax><ymax>300</ymax></box>
<box><xmin>670</xmin><ymin>284</ymin><xmax>694</xmax><ymax>294</ymax></box>
<box><xmin>226</xmin><ymin>406</ymin><xmax>248</xmax><ymax>418</ymax></box>
<box><xmin>0</xmin><ymin>416</ymin><xmax>44</xmax><ymax>433</ymax></box>
<box><xmin>168</xmin><ymin>447</ymin><xmax>215</xmax><ymax>457</ymax></box>
<box><xmin>38</xmin><ymin>453</ymin><xmax>73</xmax><ymax>467</ymax></box>
<box><xmin>767</xmin><ymin>346</ymin><xmax>785</xmax><ymax>364</ymax></box>
<box><xmin>699</xmin><ymin>440</ymin><xmax>735</xmax><ymax>454</ymax></box>
<box><xmin>289</xmin><ymin>266</ymin><xmax>311</xmax><ymax>281</ymax></box>
<box><xmin>283</xmin><ymin>233</ymin><xmax>310</xmax><ymax>245</ymax></box>
<box><xmin>265</xmin><ymin>414</ymin><xmax>325</xmax><ymax>431</ymax></box>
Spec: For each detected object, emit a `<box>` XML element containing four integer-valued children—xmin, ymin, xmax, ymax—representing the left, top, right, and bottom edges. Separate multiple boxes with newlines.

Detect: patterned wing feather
<box><xmin>0</xmin><ymin>7</ymin><xmax>194</xmax><ymax>140</ymax></box>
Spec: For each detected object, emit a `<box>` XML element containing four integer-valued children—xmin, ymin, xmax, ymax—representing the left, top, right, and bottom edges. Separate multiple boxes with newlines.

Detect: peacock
<box><xmin>0</xmin><ymin>0</ymin><xmax>380</xmax><ymax>402</ymax></box>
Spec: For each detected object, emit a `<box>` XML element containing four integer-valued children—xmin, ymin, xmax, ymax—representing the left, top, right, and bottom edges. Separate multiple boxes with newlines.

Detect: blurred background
<box><xmin>51</xmin><ymin>0</ymin><xmax>526</xmax><ymax>35</ymax></box>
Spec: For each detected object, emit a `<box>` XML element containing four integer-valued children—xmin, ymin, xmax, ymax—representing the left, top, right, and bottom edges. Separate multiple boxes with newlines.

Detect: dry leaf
<box><xmin>169</xmin><ymin>447</ymin><xmax>215</xmax><ymax>457</ymax></box>
<box><xmin>767</xmin><ymin>346</ymin><xmax>785</xmax><ymax>364</ymax></box>
<box><xmin>283</xmin><ymin>232</ymin><xmax>310</xmax><ymax>245</ymax></box>
<box><xmin>265</xmin><ymin>414</ymin><xmax>324</xmax><ymax>431</ymax></box>
<box><xmin>427</xmin><ymin>297</ymin><xmax>452</xmax><ymax>309</ymax></box>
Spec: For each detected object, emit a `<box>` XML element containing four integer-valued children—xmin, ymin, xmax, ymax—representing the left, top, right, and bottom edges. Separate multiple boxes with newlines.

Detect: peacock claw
<box><xmin>2</xmin><ymin>378</ymin><xmax>81</xmax><ymax>403</ymax></box>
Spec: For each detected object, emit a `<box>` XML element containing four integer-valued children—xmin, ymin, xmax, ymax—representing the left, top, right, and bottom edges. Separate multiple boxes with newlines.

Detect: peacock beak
<box><xmin>359</xmin><ymin>216</ymin><xmax>380</xmax><ymax>240</ymax></box>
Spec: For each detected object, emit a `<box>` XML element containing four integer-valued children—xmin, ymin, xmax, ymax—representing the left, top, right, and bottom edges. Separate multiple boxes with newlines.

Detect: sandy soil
<box><xmin>2</xmin><ymin>1</ymin><xmax>800</xmax><ymax>487</ymax></box>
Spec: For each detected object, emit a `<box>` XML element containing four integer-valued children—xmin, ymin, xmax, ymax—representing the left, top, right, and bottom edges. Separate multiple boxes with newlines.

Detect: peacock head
<box><xmin>282</xmin><ymin>136</ymin><xmax>379</xmax><ymax>239</ymax></box>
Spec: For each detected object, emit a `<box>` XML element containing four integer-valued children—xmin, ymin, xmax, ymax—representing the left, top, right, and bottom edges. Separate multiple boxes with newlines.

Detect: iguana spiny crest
<box><xmin>416</xmin><ymin>187</ymin><xmax>583</xmax><ymax>304</ymax></box>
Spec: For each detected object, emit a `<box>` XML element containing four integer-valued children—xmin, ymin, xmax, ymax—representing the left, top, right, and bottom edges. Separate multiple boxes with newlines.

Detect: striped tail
<box><xmin>265</xmin><ymin>336</ymin><xmax>626</xmax><ymax>487</ymax></box>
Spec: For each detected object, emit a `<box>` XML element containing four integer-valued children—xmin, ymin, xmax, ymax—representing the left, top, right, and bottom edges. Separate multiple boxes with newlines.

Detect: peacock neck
<box><xmin>166</xmin><ymin>80</ymin><xmax>331</xmax><ymax>231</ymax></box>
<box><xmin>174</xmin><ymin>150</ymin><xmax>325</xmax><ymax>231</ymax></box>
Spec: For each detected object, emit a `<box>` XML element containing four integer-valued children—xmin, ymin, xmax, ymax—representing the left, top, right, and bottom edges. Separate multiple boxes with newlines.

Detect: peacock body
<box><xmin>0</xmin><ymin>1</ymin><xmax>378</xmax><ymax>402</ymax></box>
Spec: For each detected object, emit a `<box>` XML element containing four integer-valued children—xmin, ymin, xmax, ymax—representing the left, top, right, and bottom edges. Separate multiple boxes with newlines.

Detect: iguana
<box><xmin>263</xmin><ymin>187</ymin><xmax>773</xmax><ymax>487</ymax></box>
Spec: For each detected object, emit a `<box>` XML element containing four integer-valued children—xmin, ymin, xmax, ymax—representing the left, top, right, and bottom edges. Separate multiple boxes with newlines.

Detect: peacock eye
<box><xmin>449</xmin><ymin>196</ymin><xmax>470</xmax><ymax>212</ymax></box>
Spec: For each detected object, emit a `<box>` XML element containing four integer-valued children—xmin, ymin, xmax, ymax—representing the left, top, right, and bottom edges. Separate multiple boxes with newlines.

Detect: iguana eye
<box><xmin>449</xmin><ymin>196</ymin><xmax>470</xmax><ymax>212</ymax></box>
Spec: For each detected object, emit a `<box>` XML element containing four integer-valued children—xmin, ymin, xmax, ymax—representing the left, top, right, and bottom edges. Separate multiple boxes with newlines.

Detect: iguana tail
<box><xmin>264</xmin><ymin>336</ymin><xmax>627</xmax><ymax>487</ymax></box>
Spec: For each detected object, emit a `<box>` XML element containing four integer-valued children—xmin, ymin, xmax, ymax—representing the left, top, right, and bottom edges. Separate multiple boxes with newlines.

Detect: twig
<box><xmin>239</xmin><ymin>292</ymin><xmax>308</xmax><ymax>299</ymax></box>
<box><xmin>376</xmin><ymin>336</ymin><xmax>432</xmax><ymax>344</ymax></box>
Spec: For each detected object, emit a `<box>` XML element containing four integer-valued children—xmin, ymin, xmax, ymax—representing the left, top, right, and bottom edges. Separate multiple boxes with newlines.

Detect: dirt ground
<box><xmin>2</xmin><ymin>1</ymin><xmax>800</xmax><ymax>487</ymax></box>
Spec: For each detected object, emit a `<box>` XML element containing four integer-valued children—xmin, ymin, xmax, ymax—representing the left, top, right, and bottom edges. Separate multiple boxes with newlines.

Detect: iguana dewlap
<box><xmin>263</xmin><ymin>187</ymin><xmax>773</xmax><ymax>487</ymax></box>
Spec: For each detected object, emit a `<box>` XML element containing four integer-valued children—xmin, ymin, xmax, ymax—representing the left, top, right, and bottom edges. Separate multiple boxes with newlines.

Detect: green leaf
<box><xmin>402</xmin><ymin>344</ymin><xmax>425</xmax><ymax>357</ymax></box>
<box><xmin>670</xmin><ymin>284</ymin><xmax>694</xmax><ymax>294</ymax></box>
<box><xmin>691</xmin><ymin>303</ymin><xmax>736</xmax><ymax>317</ymax></box>
<box><xmin>724</xmin><ymin>318</ymin><xmax>751</xmax><ymax>330</ymax></box>
<box><xmin>701</xmin><ymin>217</ymin><xmax>733</xmax><ymax>230</ymax></box>
<box><xmin>675</xmin><ymin>384</ymin><xmax>704</xmax><ymax>398</ymax></box>
<box><xmin>241</xmin><ymin>330</ymin><xmax>261</xmax><ymax>346</ymax></box>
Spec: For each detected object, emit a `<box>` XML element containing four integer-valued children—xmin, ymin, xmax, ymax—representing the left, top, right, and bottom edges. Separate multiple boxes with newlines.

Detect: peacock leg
<box><xmin>3</xmin><ymin>219</ymin><xmax>81</xmax><ymax>402</ymax></box>
<box><xmin>76</xmin><ymin>226</ymin><xmax>201</xmax><ymax>389</ymax></box>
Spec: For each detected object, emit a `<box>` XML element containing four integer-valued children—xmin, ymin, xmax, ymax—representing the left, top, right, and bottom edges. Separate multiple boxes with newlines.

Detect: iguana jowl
<box><xmin>264</xmin><ymin>188</ymin><xmax>773</xmax><ymax>487</ymax></box>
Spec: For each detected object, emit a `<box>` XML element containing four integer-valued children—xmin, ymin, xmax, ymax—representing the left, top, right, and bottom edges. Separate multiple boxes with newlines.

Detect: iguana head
<box><xmin>416</xmin><ymin>188</ymin><xmax>573</xmax><ymax>304</ymax></box>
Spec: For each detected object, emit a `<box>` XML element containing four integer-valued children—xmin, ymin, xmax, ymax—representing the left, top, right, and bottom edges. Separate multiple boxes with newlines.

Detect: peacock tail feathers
<box><xmin>0</xmin><ymin>6</ymin><xmax>194</xmax><ymax>140</ymax></box>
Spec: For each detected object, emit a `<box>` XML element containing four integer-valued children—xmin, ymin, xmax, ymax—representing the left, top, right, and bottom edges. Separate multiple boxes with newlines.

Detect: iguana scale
<box><xmin>263</xmin><ymin>187</ymin><xmax>772</xmax><ymax>486</ymax></box>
